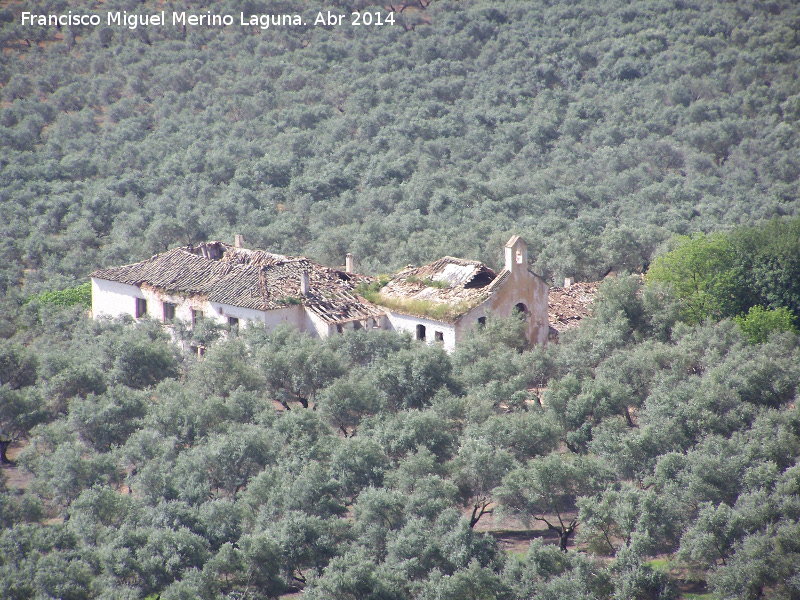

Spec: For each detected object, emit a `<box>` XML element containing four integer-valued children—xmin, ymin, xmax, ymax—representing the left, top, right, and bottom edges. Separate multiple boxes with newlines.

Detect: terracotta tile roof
<box><xmin>487</xmin><ymin>269</ymin><xmax>510</xmax><ymax>291</ymax></box>
<box><xmin>90</xmin><ymin>243</ymin><xmax>383</xmax><ymax>324</ymax></box>
<box><xmin>548</xmin><ymin>281</ymin><xmax>599</xmax><ymax>333</ymax></box>
<box><xmin>90</xmin><ymin>247</ymin><xmax>238</xmax><ymax>296</ymax></box>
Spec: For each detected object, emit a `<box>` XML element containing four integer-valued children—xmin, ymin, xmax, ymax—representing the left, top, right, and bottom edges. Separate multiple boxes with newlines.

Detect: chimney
<box><xmin>234</xmin><ymin>234</ymin><xmax>244</xmax><ymax>248</ymax></box>
<box><xmin>564</xmin><ymin>277</ymin><xmax>574</xmax><ymax>288</ymax></box>
<box><xmin>345</xmin><ymin>253</ymin><xmax>354</xmax><ymax>273</ymax></box>
<box><xmin>300</xmin><ymin>271</ymin><xmax>310</xmax><ymax>296</ymax></box>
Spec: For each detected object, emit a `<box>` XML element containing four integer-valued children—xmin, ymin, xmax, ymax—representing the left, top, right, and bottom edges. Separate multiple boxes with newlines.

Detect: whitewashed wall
<box><xmin>265</xmin><ymin>305</ymin><xmax>305</xmax><ymax>331</ymax></box>
<box><xmin>93</xmin><ymin>277</ymin><xmax>306</xmax><ymax>333</ymax></box>
<box><xmin>91</xmin><ymin>278</ymin><xmax>144</xmax><ymax>319</ymax></box>
<box><xmin>385</xmin><ymin>311</ymin><xmax>456</xmax><ymax>352</ymax></box>
<box><xmin>205</xmin><ymin>302</ymin><xmax>304</xmax><ymax>331</ymax></box>
<box><xmin>304</xmin><ymin>308</ymin><xmax>334</xmax><ymax>338</ymax></box>
<box><xmin>93</xmin><ymin>277</ymin><xmax>484</xmax><ymax>353</ymax></box>
<box><xmin>322</xmin><ymin>315</ymin><xmax>382</xmax><ymax>336</ymax></box>
<box><xmin>206</xmin><ymin>302</ymin><xmax>265</xmax><ymax>327</ymax></box>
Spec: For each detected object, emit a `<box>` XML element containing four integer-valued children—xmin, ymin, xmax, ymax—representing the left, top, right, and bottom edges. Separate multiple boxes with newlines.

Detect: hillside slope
<box><xmin>1</xmin><ymin>0</ymin><xmax>799</xmax><ymax>294</ymax></box>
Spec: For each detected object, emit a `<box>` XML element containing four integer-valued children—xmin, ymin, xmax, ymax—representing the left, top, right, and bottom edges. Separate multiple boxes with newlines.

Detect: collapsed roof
<box><xmin>382</xmin><ymin>258</ymin><xmax>497</xmax><ymax>298</ymax></box>
<box><xmin>374</xmin><ymin>257</ymin><xmax>503</xmax><ymax>322</ymax></box>
<box><xmin>91</xmin><ymin>242</ymin><xmax>599</xmax><ymax>331</ymax></box>
<box><xmin>89</xmin><ymin>242</ymin><xmax>384</xmax><ymax>325</ymax></box>
<box><xmin>548</xmin><ymin>281</ymin><xmax>599</xmax><ymax>334</ymax></box>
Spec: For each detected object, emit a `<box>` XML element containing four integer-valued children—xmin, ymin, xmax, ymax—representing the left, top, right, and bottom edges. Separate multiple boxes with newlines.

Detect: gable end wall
<box><xmin>483</xmin><ymin>268</ymin><xmax>549</xmax><ymax>346</ymax></box>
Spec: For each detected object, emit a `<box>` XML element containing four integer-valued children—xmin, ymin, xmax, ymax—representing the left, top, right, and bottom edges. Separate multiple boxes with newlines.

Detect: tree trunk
<box><xmin>558</xmin><ymin>524</ymin><xmax>577</xmax><ymax>552</ymax></box>
<box><xmin>623</xmin><ymin>405</ymin><xmax>635</xmax><ymax>428</ymax></box>
<box><xmin>469</xmin><ymin>501</ymin><xmax>492</xmax><ymax>528</ymax></box>
<box><xmin>559</xmin><ymin>529</ymin><xmax>570</xmax><ymax>552</ymax></box>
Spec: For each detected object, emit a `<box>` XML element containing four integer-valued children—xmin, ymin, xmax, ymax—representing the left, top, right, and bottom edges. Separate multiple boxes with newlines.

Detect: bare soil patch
<box><xmin>470</xmin><ymin>507</ymin><xmax>561</xmax><ymax>553</ymax></box>
<box><xmin>1</xmin><ymin>442</ymin><xmax>33</xmax><ymax>491</ymax></box>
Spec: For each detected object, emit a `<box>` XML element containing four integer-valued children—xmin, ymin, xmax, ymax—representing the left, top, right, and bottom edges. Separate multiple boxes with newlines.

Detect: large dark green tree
<box><xmin>495</xmin><ymin>452</ymin><xmax>611</xmax><ymax>552</ymax></box>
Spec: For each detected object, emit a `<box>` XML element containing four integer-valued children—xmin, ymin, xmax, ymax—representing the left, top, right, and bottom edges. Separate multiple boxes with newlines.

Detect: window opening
<box><xmin>514</xmin><ymin>303</ymin><xmax>529</xmax><ymax>315</ymax></box>
<box><xmin>163</xmin><ymin>302</ymin><xmax>176</xmax><ymax>323</ymax></box>
<box><xmin>135</xmin><ymin>298</ymin><xmax>147</xmax><ymax>318</ymax></box>
<box><xmin>435</xmin><ymin>331</ymin><xmax>444</xmax><ymax>342</ymax></box>
<box><xmin>477</xmin><ymin>316</ymin><xmax>486</xmax><ymax>327</ymax></box>
<box><xmin>416</xmin><ymin>324</ymin><xmax>426</xmax><ymax>340</ymax></box>
<box><xmin>515</xmin><ymin>249</ymin><xmax>523</xmax><ymax>264</ymax></box>
<box><xmin>228</xmin><ymin>316</ymin><xmax>239</xmax><ymax>331</ymax></box>
<box><xmin>191</xmin><ymin>309</ymin><xmax>204</xmax><ymax>325</ymax></box>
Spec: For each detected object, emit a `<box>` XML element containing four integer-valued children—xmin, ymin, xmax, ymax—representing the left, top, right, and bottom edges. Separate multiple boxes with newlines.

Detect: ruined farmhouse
<box><xmin>90</xmin><ymin>236</ymin><xmax>552</xmax><ymax>351</ymax></box>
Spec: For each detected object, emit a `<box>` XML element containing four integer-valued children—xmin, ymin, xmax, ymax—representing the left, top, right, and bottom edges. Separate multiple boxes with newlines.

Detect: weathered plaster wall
<box><xmin>304</xmin><ymin>307</ymin><xmax>334</xmax><ymax>338</ymax></box>
<box><xmin>92</xmin><ymin>235</ymin><xmax>548</xmax><ymax>350</ymax></box>
<box><xmin>139</xmin><ymin>285</ymin><xmax>205</xmax><ymax>324</ymax></box>
<box><xmin>454</xmin><ymin>301</ymin><xmax>489</xmax><ymax>346</ymax></box>
<box><xmin>264</xmin><ymin>305</ymin><xmax>305</xmax><ymax>331</ymax></box>
<box><xmin>483</xmin><ymin>270</ymin><xmax>549</xmax><ymax>346</ymax></box>
<box><xmin>93</xmin><ymin>277</ymin><xmax>307</xmax><ymax>333</ymax></box>
<box><xmin>207</xmin><ymin>302</ymin><xmax>304</xmax><ymax>331</ymax></box>
<box><xmin>304</xmin><ymin>312</ymin><xmax>386</xmax><ymax>339</ymax></box>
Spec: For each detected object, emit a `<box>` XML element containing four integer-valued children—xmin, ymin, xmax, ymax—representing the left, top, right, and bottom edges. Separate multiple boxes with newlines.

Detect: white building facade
<box><xmin>378</xmin><ymin>236</ymin><xmax>549</xmax><ymax>352</ymax></box>
<box><xmin>90</xmin><ymin>236</ymin><xmax>549</xmax><ymax>352</ymax></box>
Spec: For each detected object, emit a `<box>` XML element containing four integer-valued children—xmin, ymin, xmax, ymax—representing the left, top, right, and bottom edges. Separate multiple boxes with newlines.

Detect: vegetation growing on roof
<box><xmin>399</xmin><ymin>275</ymin><xmax>449</xmax><ymax>289</ymax></box>
<box><xmin>422</xmin><ymin>277</ymin><xmax>449</xmax><ymax>289</ymax></box>
<box><xmin>274</xmin><ymin>296</ymin><xmax>303</xmax><ymax>306</ymax></box>
<box><xmin>355</xmin><ymin>276</ymin><xmax>392</xmax><ymax>303</ymax></box>
<box><xmin>3</xmin><ymin>0</ymin><xmax>800</xmax><ymax>597</ymax></box>
<box><xmin>373</xmin><ymin>294</ymin><xmax>485</xmax><ymax>322</ymax></box>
